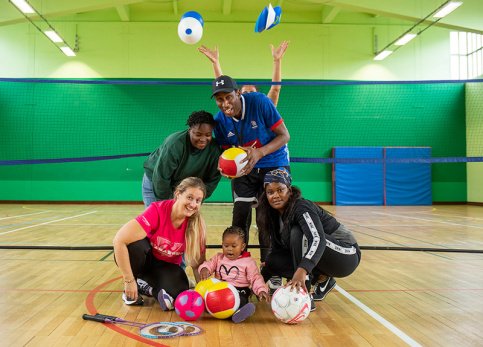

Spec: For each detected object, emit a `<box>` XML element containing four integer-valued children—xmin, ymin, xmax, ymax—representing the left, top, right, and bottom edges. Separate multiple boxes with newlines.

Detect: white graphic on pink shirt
<box><xmin>151</xmin><ymin>236</ymin><xmax>184</xmax><ymax>258</ymax></box>
<box><xmin>141</xmin><ymin>216</ymin><xmax>150</xmax><ymax>227</ymax></box>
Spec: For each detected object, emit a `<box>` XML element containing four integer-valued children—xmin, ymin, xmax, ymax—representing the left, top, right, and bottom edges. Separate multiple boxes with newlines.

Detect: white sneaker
<box><xmin>188</xmin><ymin>277</ymin><xmax>196</xmax><ymax>289</ymax></box>
<box><xmin>122</xmin><ymin>292</ymin><xmax>144</xmax><ymax>305</ymax></box>
<box><xmin>268</xmin><ymin>276</ymin><xmax>282</xmax><ymax>295</ymax></box>
<box><xmin>157</xmin><ymin>289</ymin><xmax>174</xmax><ymax>311</ymax></box>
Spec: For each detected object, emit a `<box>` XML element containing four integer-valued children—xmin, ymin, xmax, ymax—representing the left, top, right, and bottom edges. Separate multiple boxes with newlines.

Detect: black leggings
<box><xmin>121</xmin><ymin>238</ymin><xmax>189</xmax><ymax>300</ymax></box>
<box><xmin>261</xmin><ymin>226</ymin><xmax>361</xmax><ymax>291</ymax></box>
<box><xmin>235</xmin><ymin>286</ymin><xmax>251</xmax><ymax>308</ymax></box>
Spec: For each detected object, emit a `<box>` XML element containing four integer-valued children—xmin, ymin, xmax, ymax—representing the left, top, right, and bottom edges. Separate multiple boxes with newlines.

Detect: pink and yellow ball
<box><xmin>174</xmin><ymin>290</ymin><xmax>204</xmax><ymax>321</ymax></box>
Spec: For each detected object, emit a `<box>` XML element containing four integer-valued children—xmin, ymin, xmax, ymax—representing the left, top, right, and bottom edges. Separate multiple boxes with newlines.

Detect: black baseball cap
<box><xmin>211</xmin><ymin>75</ymin><xmax>238</xmax><ymax>98</ymax></box>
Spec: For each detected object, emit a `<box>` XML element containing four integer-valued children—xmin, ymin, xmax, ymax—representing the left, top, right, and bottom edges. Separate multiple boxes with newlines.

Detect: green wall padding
<box><xmin>0</xmin><ymin>80</ymin><xmax>467</xmax><ymax>202</ymax></box>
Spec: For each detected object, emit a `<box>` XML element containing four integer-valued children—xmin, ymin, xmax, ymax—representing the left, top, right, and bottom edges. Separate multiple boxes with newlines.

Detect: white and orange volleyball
<box><xmin>219</xmin><ymin>148</ymin><xmax>248</xmax><ymax>179</ymax></box>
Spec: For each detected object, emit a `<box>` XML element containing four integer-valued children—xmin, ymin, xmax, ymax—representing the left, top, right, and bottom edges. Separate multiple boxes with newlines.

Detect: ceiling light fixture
<box><xmin>374</xmin><ymin>51</ymin><xmax>393</xmax><ymax>60</ymax></box>
<box><xmin>433</xmin><ymin>1</ymin><xmax>463</xmax><ymax>18</ymax></box>
<box><xmin>44</xmin><ymin>30</ymin><xmax>63</xmax><ymax>43</ymax></box>
<box><xmin>10</xmin><ymin>0</ymin><xmax>34</xmax><ymax>14</ymax></box>
<box><xmin>8</xmin><ymin>0</ymin><xmax>77</xmax><ymax>56</ymax></box>
<box><xmin>394</xmin><ymin>33</ymin><xmax>418</xmax><ymax>46</ymax></box>
<box><xmin>374</xmin><ymin>1</ymin><xmax>463</xmax><ymax>60</ymax></box>
<box><xmin>60</xmin><ymin>46</ymin><xmax>76</xmax><ymax>57</ymax></box>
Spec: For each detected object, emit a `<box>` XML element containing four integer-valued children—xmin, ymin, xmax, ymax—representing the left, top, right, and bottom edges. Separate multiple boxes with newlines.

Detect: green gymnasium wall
<box><xmin>0</xmin><ymin>80</ymin><xmax>467</xmax><ymax>203</ymax></box>
<box><xmin>466</xmin><ymin>81</ymin><xmax>483</xmax><ymax>203</ymax></box>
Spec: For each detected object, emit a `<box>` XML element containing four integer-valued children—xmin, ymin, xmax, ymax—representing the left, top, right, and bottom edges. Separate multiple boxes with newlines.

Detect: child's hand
<box><xmin>258</xmin><ymin>291</ymin><xmax>270</xmax><ymax>303</ymax></box>
<box><xmin>199</xmin><ymin>268</ymin><xmax>211</xmax><ymax>281</ymax></box>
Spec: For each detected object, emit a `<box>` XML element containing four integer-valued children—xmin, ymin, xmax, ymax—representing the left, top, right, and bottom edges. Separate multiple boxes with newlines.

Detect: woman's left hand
<box><xmin>287</xmin><ymin>267</ymin><xmax>308</xmax><ymax>294</ymax></box>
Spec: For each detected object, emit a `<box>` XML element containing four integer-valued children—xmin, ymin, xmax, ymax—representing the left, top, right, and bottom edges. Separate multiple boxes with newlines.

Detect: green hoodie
<box><xmin>143</xmin><ymin>130</ymin><xmax>222</xmax><ymax>201</ymax></box>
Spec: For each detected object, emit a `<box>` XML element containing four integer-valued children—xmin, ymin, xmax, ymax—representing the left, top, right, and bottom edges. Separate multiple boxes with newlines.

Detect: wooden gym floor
<box><xmin>0</xmin><ymin>203</ymin><xmax>482</xmax><ymax>347</ymax></box>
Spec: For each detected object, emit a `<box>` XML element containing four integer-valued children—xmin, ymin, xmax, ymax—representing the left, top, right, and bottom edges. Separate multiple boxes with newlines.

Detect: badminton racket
<box><xmin>94</xmin><ymin>313</ymin><xmax>202</xmax><ymax>336</ymax></box>
<box><xmin>82</xmin><ymin>314</ymin><xmax>185</xmax><ymax>339</ymax></box>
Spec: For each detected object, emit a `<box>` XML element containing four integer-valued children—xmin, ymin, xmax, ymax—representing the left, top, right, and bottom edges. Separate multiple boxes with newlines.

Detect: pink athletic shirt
<box><xmin>135</xmin><ymin>200</ymin><xmax>204</xmax><ymax>264</ymax></box>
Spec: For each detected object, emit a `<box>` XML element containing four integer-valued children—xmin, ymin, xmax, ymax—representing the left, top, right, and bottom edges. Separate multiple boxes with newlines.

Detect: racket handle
<box><xmin>82</xmin><ymin>314</ymin><xmax>109</xmax><ymax>323</ymax></box>
<box><xmin>94</xmin><ymin>313</ymin><xmax>119</xmax><ymax>321</ymax></box>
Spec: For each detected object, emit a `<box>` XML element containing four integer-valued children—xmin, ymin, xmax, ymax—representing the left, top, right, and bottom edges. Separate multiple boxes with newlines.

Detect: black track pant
<box><xmin>118</xmin><ymin>238</ymin><xmax>189</xmax><ymax>300</ymax></box>
<box><xmin>235</xmin><ymin>286</ymin><xmax>251</xmax><ymax>308</ymax></box>
<box><xmin>261</xmin><ymin>226</ymin><xmax>361</xmax><ymax>291</ymax></box>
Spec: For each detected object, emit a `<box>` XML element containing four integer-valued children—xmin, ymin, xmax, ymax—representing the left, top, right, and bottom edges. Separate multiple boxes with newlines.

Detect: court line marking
<box><xmin>336</xmin><ymin>285</ymin><xmax>422</xmax><ymax>347</ymax></box>
<box><xmin>0</xmin><ymin>211</ymin><xmax>98</xmax><ymax>236</ymax></box>
<box><xmin>2</xmin><ymin>287</ymin><xmax>482</xmax><ymax>293</ymax></box>
<box><xmin>100</xmin><ymin>251</ymin><xmax>114</xmax><ymax>261</ymax></box>
<box><xmin>85</xmin><ymin>277</ymin><xmax>168</xmax><ymax>347</ymax></box>
<box><xmin>343</xmin><ymin>224</ymin><xmax>447</xmax><ymax>227</ymax></box>
<box><xmin>0</xmin><ymin>211</ymin><xmax>52</xmax><ymax>221</ymax></box>
<box><xmin>350</xmin><ymin>228</ymin><xmax>442</xmax><ymax>251</ymax></box>
<box><xmin>343</xmin><ymin>216</ymin><xmax>483</xmax><ymax>254</ymax></box>
<box><xmin>372</xmin><ymin>212</ymin><xmax>483</xmax><ymax>229</ymax></box>
<box><xmin>414</xmin><ymin>212</ymin><xmax>483</xmax><ymax>221</ymax></box>
<box><xmin>45</xmin><ymin>223</ymin><xmax>123</xmax><ymax>226</ymax></box>
<box><xmin>0</xmin><ymin>217</ymin><xmax>60</xmax><ymax>230</ymax></box>
<box><xmin>0</xmin><ymin>242</ymin><xmax>112</xmax><ymax>246</ymax></box>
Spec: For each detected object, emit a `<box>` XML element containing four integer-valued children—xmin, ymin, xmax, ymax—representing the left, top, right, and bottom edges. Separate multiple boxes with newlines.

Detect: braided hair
<box><xmin>186</xmin><ymin>110</ymin><xmax>215</xmax><ymax>128</ymax></box>
<box><xmin>222</xmin><ymin>225</ymin><xmax>246</xmax><ymax>243</ymax></box>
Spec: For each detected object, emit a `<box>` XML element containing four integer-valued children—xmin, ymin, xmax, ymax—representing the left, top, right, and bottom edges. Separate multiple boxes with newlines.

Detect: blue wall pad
<box><xmin>333</xmin><ymin>147</ymin><xmax>384</xmax><ymax>205</ymax></box>
<box><xmin>384</xmin><ymin>147</ymin><xmax>432</xmax><ymax>205</ymax></box>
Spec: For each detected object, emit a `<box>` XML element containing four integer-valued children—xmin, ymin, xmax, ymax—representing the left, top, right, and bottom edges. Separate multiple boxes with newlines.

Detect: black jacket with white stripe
<box><xmin>270</xmin><ymin>198</ymin><xmax>342</xmax><ymax>274</ymax></box>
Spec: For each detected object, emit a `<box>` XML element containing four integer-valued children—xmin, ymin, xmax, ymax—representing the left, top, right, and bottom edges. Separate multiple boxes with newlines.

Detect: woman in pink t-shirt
<box><xmin>113</xmin><ymin>177</ymin><xmax>207</xmax><ymax>311</ymax></box>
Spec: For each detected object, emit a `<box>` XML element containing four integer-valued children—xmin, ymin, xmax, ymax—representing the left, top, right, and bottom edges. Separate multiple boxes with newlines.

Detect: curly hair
<box><xmin>222</xmin><ymin>225</ymin><xmax>246</xmax><ymax>243</ymax></box>
<box><xmin>186</xmin><ymin>110</ymin><xmax>215</xmax><ymax>128</ymax></box>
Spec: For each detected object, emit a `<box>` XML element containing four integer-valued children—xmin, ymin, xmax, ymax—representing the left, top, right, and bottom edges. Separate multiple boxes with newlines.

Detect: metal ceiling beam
<box><xmin>223</xmin><ymin>0</ymin><xmax>232</xmax><ymax>16</ymax></box>
<box><xmin>322</xmin><ymin>6</ymin><xmax>341</xmax><ymax>24</ymax></box>
<box><xmin>305</xmin><ymin>0</ymin><xmax>483</xmax><ymax>34</ymax></box>
<box><xmin>173</xmin><ymin>0</ymin><xmax>178</xmax><ymax>16</ymax></box>
<box><xmin>115</xmin><ymin>5</ymin><xmax>130</xmax><ymax>22</ymax></box>
<box><xmin>0</xmin><ymin>0</ymin><xmax>144</xmax><ymax>27</ymax></box>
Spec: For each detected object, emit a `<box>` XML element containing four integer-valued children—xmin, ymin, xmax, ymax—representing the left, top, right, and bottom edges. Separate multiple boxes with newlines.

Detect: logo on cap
<box><xmin>211</xmin><ymin>75</ymin><xmax>238</xmax><ymax>98</ymax></box>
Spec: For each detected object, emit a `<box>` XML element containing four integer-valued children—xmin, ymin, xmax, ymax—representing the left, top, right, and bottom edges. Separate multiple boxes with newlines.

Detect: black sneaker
<box><xmin>268</xmin><ymin>276</ymin><xmax>282</xmax><ymax>296</ymax></box>
<box><xmin>137</xmin><ymin>279</ymin><xmax>153</xmax><ymax>297</ymax></box>
<box><xmin>122</xmin><ymin>292</ymin><xmax>144</xmax><ymax>305</ymax></box>
<box><xmin>312</xmin><ymin>277</ymin><xmax>336</xmax><ymax>301</ymax></box>
<box><xmin>310</xmin><ymin>294</ymin><xmax>316</xmax><ymax>312</ymax></box>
